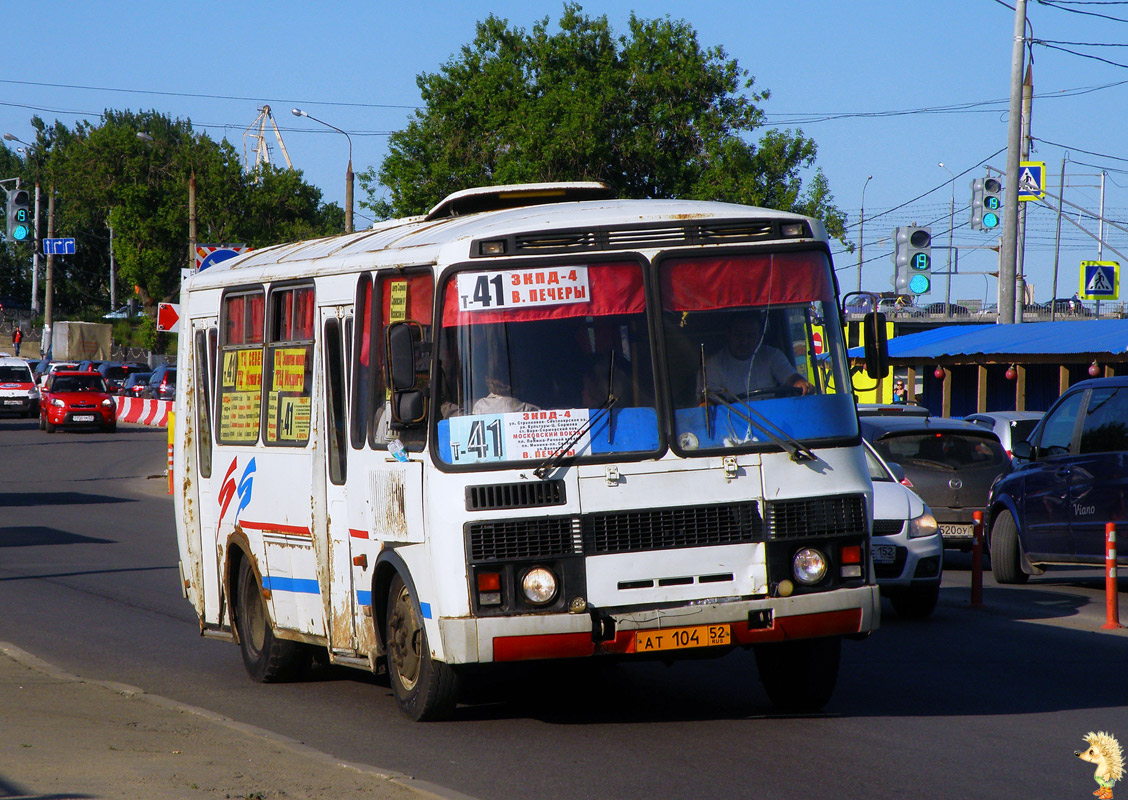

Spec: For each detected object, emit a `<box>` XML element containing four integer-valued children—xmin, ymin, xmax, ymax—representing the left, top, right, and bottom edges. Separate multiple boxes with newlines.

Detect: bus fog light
<box><xmin>521</xmin><ymin>567</ymin><xmax>558</xmax><ymax>605</ymax></box>
<box><xmin>792</xmin><ymin>548</ymin><xmax>828</xmax><ymax>585</ymax></box>
<box><xmin>777</xmin><ymin>579</ymin><xmax>794</xmax><ymax>597</ymax></box>
<box><xmin>569</xmin><ymin>596</ymin><xmax>588</xmax><ymax>613</ymax></box>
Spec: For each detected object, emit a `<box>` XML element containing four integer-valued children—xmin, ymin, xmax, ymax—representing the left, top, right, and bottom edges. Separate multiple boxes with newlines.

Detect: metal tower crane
<box><xmin>242</xmin><ymin>105</ymin><xmax>294</xmax><ymax>172</ymax></box>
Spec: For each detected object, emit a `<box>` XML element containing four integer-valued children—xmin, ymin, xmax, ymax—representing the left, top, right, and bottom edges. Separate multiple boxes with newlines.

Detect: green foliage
<box><xmin>361</xmin><ymin>4</ymin><xmax>845</xmax><ymax>240</ymax></box>
<box><xmin>1</xmin><ymin>110</ymin><xmax>343</xmax><ymax>319</ymax></box>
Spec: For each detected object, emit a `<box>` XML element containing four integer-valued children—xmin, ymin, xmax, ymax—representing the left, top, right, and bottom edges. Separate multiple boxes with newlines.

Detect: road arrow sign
<box><xmin>1080</xmin><ymin>261</ymin><xmax>1119</xmax><ymax>300</ymax></box>
<box><xmin>156</xmin><ymin>302</ymin><xmax>181</xmax><ymax>333</ymax></box>
<box><xmin>43</xmin><ymin>237</ymin><xmax>76</xmax><ymax>255</ymax></box>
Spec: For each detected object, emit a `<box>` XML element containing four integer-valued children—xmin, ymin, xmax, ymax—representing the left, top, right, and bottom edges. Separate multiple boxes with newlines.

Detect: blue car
<box><xmin>987</xmin><ymin>376</ymin><xmax>1128</xmax><ymax>583</ymax></box>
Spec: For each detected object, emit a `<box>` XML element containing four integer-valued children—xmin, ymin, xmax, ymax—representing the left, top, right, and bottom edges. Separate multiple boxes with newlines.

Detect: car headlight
<box><xmin>521</xmin><ymin>567</ymin><xmax>558</xmax><ymax>605</ymax></box>
<box><xmin>908</xmin><ymin>511</ymin><xmax>939</xmax><ymax>539</ymax></box>
<box><xmin>51</xmin><ymin>398</ymin><xmax>65</xmax><ymax>407</ymax></box>
<box><xmin>28</xmin><ymin>389</ymin><xmax>39</xmax><ymax>400</ymax></box>
<box><xmin>101</xmin><ymin>398</ymin><xmax>114</xmax><ymax>407</ymax></box>
<box><xmin>792</xmin><ymin>547</ymin><xmax>828</xmax><ymax>585</ymax></box>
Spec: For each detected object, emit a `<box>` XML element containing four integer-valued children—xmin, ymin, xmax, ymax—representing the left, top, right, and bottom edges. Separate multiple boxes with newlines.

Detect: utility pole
<box><xmin>998</xmin><ymin>0</ymin><xmax>1026</xmax><ymax>324</ymax></box>
<box><xmin>1014</xmin><ymin>64</ymin><xmax>1032</xmax><ymax>323</ymax></box>
<box><xmin>43</xmin><ymin>187</ymin><xmax>55</xmax><ymax>357</ymax></box>
<box><xmin>857</xmin><ymin>175</ymin><xmax>872</xmax><ymax>292</ymax></box>
<box><xmin>30</xmin><ymin>183</ymin><xmax>40</xmax><ymax>314</ymax></box>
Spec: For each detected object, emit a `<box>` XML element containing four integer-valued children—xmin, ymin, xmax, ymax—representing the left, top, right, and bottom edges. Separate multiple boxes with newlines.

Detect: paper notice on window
<box><xmin>456</xmin><ymin>267</ymin><xmax>589</xmax><ymax>312</ymax></box>
<box><xmin>447</xmin><ymin>408</ymin><xmax>591</xmax><ymax>464</ymax></box>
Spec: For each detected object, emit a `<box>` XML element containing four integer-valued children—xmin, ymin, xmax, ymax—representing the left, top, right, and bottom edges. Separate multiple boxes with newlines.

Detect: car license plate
<box><xmin>73</xmin><ymin>414</ymin><xmax>95</xmax><ymax>422</ymax></box>
<box><xmin>3</xmin><ymin>400</ymin><xmax>20</xmax><ymax>405</ymax></box>
<box><xmin>939</xmin><ymin>523</ymin><xmax>974</xmax><ymax>538</ymax></box>
<box><xmin>871</xmin><ymin>544</ymin><xmax>897</xmax><ymax>564</ymax></box>
<box><xmin>635</xmin><ymin>624</ymin><xmax>730</xmax><ymax>653</ymax></box>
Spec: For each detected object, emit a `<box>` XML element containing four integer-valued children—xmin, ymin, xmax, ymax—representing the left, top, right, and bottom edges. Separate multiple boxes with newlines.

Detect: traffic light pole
<box><xmin>998</xmin><ymin>0</ymin><xmax>1027</xmax><ymax>324</ymax></box>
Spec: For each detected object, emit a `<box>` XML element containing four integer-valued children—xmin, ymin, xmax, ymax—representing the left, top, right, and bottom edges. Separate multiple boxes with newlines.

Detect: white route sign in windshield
<box><xmin>456</xmin><ymin>266</ymin><xmax>590</xmax><ymax>312</ymax></box>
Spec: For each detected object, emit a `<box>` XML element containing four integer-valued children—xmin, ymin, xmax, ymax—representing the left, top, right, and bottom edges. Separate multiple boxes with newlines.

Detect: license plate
<box><xmin>3</xmin><ymin>400</ymin><xmax>20</xmax><ymax>405</ymax></box>
<box><xmin>635</xmin><ymin>623</ymin><xmax>730</xmax><ymax>653</ymax></box>
<box><xmin>72</xmin><ymin>414</ymin><xmax>95</xmax><ymax>422</ymax></box>
<box><xmin>939</xmin><ymin>523</ymin><xmax>974</xmax><ymax>538</ymax></box>
<box><xmin>871</xmin><ymin>544</ymin><xmax>897</xmax><ymax>564</ymax></box>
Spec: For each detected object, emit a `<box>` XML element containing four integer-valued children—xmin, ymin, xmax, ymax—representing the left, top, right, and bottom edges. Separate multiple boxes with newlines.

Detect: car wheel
<box><xmin>754</xmin><ymin>636</ymin><xmax>841</xmax><ymax>712</ymax></box>
<box><xmin>384</xmin><ymin>573</ymin><xmax>458</xmax><ymax>721</ymax></box>
<box><xmin>889</xmin><ymin>585</ymin><xmax>940</xmax><ymax>619</ymax></box>
<box><xmin>990</xmin><ymin>510</ymin><xmax>1029</xmax><ymax>585</ymax></box>
<box><xmin>104</xmin><ymin>421</ymin><xmax>116</xmax><ymax>433</ymax></box>
<box><xmin>38</xmin><ymin>413</ymin><xmax>45</xmax><ymax>430</ymax></box>
<box><xmin>233</xmin><ymin>557</ymin><xmax>311</xmax><ymax>682</ymax></box>
<box><xmin>44</xmin><ymin>418</ymin><xmax>55</xmax><ymax>433</ymax></box>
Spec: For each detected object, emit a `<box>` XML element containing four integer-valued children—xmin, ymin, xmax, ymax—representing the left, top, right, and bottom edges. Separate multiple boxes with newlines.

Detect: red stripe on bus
<box><xmin>492</xmin><ymin>632</ymin><xmax>595</xmax><ymax>662</ymax></box>
<box><xmin>349</xmin><ymin>529</ymin><xmax>369</xmax><ymax>539</ymax></box>
<box><xmin>238</xmin><ymin>520</ymin><xmax>312</xmax><ymax>537</ymax></box>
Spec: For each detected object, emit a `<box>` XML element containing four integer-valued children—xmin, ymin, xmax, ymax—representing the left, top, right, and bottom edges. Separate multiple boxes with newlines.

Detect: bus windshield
<box><xmin>658</xmin><ymin>250</ymin><xmax>855</xmax><ymax>452</ymax></box>
<box><xmin>435</xmin><ymin>261</ymin><xmax>658</xmax><ymax>466</ymax></box>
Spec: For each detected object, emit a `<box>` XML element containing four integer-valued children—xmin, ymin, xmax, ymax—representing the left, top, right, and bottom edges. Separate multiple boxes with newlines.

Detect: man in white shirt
<box><xmin>701</xmin><ymin>313</ymin><xmax>812</xmax><ymax>399</ymax></box>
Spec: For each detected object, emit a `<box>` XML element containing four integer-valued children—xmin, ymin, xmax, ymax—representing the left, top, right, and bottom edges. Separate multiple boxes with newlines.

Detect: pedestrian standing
<box><xmin>11</xmin><ymin>325</ymin><xmax>22</xmax><ymax>357</ymax></box>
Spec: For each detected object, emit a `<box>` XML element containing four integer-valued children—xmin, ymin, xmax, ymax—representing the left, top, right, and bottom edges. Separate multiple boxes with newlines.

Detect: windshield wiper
<box><xmin>699</xmin><ymin>344</ymin><xmax>713</xmax><ymax>440</ymax></box>
<box><xmin>704</xmin><ymin>389</ymin><xmax>817</xmax><ymax>463</ymax></box>
<box><xmin>534</xmin><ymin>353</ymin><xmax>619</xmax><ymax>480</ymax></box>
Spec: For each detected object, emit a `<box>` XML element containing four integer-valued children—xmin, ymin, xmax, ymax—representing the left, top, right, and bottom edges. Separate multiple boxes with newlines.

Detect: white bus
<box><xmin>173</xmin><ymin>182</ymin><xmax>882</xmax><ymax>721</ymax></box>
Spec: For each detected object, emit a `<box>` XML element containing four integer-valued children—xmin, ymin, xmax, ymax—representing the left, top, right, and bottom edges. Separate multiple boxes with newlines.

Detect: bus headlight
<box><xmin>792</xmin><ymin>548</ymin><xmax>828</xmax><ymax>585</ymax></box>
<box><xmin>521</xmin><ymin>567</ymin><xmax>558</xmax><ymax>605</ymax></box>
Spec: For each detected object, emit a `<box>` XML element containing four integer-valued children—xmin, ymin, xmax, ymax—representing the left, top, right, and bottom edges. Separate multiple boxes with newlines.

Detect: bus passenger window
<box><xmin>263</xmin><ymin>284</ymin><xmax>315</xmax><ymax>447</ymax></box>
<box><xmin>217</xmin><ymin>289</ymin><xmax>265</xmax><ymax>445</ymax></box>
<box><xmin>324</xmin><ymin>318</ymin><xmax>347</xmax><ymax>484</ymax></box>
<box><xmin>194</xmin><ymin>329</ymin><xmax>214</xmax><ymax>477</ymax></box>
<box><xmin>351</xmin><ymin>276</ymin><xmax>372</xmax><ymax>449</ymax></box>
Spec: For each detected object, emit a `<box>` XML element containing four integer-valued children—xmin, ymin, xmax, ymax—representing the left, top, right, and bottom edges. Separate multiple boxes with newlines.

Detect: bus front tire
<box><xmin>234</xmin><ymin>558</ymin><xmax>310</xmax><ymax>682</ymax></box>
<box><xmin>384</xmin><ymin>573</ymin><xmax>458</xmax><ymax>721</ymax></box>
<box><xmin>754</xmin><ymin>635</ymin><xmax>841</xmax><ymax>713</ymax></box>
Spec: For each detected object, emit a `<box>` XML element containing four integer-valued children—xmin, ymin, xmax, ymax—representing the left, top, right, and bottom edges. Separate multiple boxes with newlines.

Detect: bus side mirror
<box><xmin>863</xmin><ymin>311</ymin><xmax>889</xmax><ymax>379</ymax></box>
<box><xmin>386</xmin><ymin>322</ymin><xmax>427</xmax><ymax>427</ymax></box>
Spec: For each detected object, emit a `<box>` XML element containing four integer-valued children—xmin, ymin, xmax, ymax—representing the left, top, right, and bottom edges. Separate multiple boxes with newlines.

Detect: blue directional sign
<box><xmin>43</xmin><ymin>237</ymin><xmax>76</xmax><ymax>255</ymax></box>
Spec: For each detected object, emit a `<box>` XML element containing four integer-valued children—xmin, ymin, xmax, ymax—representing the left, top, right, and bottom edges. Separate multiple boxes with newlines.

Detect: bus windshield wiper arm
<box><xmin>532</xmin><ymin>396</ymin><xmax>618</xmax><ymax>479</ymax></box>
<box><xmin>704</xmin><ymin>389</ymin><xmax>816</xmax><ymax>463</ymax></box>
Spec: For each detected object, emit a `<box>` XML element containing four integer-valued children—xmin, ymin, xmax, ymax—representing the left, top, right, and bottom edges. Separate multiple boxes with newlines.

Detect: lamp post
<box><xmin>292</xmin><ymin>108</ymin><xmax>353</xmax><ymax>234</ymax></box>
<box><xmin>856</xmin><ymin>175</ymin><xmax>872</xmax><ymax>293</ymax></box>
<box><xmin>938</xmin><ymin>162</ymin><xmax>956</xmax><ymax>315</ymax></box>
<box><xmin>4</xmin><ymin>133</ymin><xmax>41</xmax><ymax>314</ymax></box>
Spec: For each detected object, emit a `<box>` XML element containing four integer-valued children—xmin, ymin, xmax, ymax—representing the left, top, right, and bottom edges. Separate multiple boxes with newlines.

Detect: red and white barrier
<box><xmin>113</xmin><ymin>397</ymin><xmax>172</xmax><ymax>427</ymax></box>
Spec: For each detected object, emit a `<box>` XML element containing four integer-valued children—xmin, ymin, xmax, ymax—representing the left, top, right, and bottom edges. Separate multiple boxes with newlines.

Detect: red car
<box><xmin>39</xmin><ymin>370</ymin><xmax>117</xmax><ymax>433</ymax></box>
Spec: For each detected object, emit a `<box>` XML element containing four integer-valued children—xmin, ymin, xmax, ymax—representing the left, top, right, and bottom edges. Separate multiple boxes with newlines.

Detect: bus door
<box><xmin>187</xmin><ymin>317</ymin><xmax>220</xmax><ymax>621</ymax></box>
<box><xmin>319</xmin><ymin>304</ymin><xmax>362</xmax><ymax>654</ymax></box>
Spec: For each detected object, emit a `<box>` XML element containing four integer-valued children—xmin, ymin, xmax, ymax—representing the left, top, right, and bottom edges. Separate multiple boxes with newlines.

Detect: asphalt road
<box><xmin>2</xmin><ymin>415</ymin><xmax>1128</xmax><ymax>800</ymax></box>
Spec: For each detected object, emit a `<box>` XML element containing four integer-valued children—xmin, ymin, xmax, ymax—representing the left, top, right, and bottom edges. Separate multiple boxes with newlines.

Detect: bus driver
<box><xmin>701</xmin><ymin>313</ymin><xmax>812</xmax><ymax>399</ymax></box>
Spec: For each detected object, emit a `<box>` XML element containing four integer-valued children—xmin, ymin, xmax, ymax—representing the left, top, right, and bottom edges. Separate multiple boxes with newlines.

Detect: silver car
<box><xmin>963</xmin><ymin>411</ymin><xmax>1044</xmax><ymax>460</ymax></box>
<box><xmin>863</xmin><ymin>439</ymin><xmax>943</xmax><ymax>618</ymax></box>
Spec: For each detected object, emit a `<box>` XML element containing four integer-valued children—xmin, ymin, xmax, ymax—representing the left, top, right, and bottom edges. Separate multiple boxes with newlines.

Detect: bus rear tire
<box><xmin>385</xmin><ymin>573</ymin><xmax>458</xmax><ymax>721</ymax></box>
<box><xmin>234</xmin><ymin>558</ymin><xmax>310</xmax><ymax>683</ymax></box>
<box><xmin>754</xmin><ymin>635</ymin><xmax>841</xmax><ymax>712</ymax></box>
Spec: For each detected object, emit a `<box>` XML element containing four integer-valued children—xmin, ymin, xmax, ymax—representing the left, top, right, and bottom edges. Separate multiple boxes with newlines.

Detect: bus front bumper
<box><xmin>435</xmin><ymin>584</ymin><xmax>880</xmax><ymax>665</ymax></box>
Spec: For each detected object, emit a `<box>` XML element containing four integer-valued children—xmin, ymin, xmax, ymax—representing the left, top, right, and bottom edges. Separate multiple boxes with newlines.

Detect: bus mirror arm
<box><xmin>387</xmin><ymin>321</ymin><xmax>427</xmax><ymax>427</ymax></box>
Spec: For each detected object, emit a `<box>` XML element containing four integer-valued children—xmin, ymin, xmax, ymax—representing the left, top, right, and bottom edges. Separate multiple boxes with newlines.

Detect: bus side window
<box><xmin>217</xmin><ymin>289</ymin><xmax>265</xmax><ymax>445</ymax></box>
<box><xmin>263</xmin><ymin>284</ymin><xmax>315</xmax><ymax>447</ymax></box>
<box><xmin>324</xmin><ymin>318</ymin><xmax>347</xmax><ymax>484</ymax></box>
<box><xmin>372</xmin><ymin>271</ymin><xmax>434</xmax><ymax>452</ymax></box>
<box><xmin>351</xmin><ymin>275</ymin><xmax>373</xmax><ymax>449</ymax></box>
<box><xmin>194</xmin><ymin>328</ymin><xmax>213</xmax><ymax>478</ymax></box>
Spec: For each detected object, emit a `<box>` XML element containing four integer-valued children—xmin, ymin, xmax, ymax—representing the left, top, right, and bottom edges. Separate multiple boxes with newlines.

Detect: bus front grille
<box><xmin>466</xmin><ymin>501</ymin><xmax>763</xmax><ymax>563</ymax></box>
<box><xmin>765</xmin><ymin>495</ymin><xmax>867</xmax><ymax>540</ymax></box>
<box><xmin>465</xmin><ymin>480</ymin><xmax>566</xmax><ymax>511</ymax></box>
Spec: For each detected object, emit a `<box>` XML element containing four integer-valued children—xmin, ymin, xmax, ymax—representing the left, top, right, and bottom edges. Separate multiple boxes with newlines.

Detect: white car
<box><xmin>0</xmin><ymin>356</ymin><xmax>39</xmax><ymax>418</ymax></box>
<box><xmin>863</xmin><ymin>439</ymin><xmax>943</xmax><ymax>618</ymax></box>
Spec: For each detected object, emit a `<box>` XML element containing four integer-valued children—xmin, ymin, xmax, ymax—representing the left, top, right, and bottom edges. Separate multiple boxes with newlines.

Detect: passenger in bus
<box><xmin>472</xmin><ymin>370</ymin><xmax>540</xmax><ymax>414</ymax></box>
<box><xmin>700</xmin><ymin>313</ymin><xmax>812</xmax><ymax>399</ymax></box>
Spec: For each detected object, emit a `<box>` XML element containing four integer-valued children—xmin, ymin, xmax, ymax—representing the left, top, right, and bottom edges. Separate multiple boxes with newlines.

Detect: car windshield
<box><xmin>1010</xmin><ymin>418</ymin><xmax>1039</xmax><ymax>444</ymax></box>
<box><xmin>873</xmin><ymin>432</ymin><xmax>1007</xmax><ymax>470</ymax></box>
<box><xmin>0</xmin><ymin>366</ymin><xmax>32</xmax><ymax>382</ymax></box>
<box><xmin>53</xmin><ymin>375</ymin><xmax>108</xmax><ymax>392</ymax></box>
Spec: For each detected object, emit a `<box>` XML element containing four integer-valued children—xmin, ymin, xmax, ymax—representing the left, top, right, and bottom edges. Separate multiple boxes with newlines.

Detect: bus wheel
<box><xmin>234</xmin><ymin>558</ymin><xmax>310</xmax><ymax>682</ymax></box>
<box><xmin>384</xmin><ymin>573</ymin><xmax>457</xmax><ymax>721</ymax></box>
<box><xmin>754</xmin><ymin>635</ymin><xmax>841</xmax><ymax>712</ymax></box>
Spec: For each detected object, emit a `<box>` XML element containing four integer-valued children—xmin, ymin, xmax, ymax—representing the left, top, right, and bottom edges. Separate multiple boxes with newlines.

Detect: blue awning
<box><xmin>849</xmin><ymin>319</ymin><xmax>1128</xmax><ymax>360</ymax></box>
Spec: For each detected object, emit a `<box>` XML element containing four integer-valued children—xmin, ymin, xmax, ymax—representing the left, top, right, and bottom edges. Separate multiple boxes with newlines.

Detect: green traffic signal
<box><xmin>6</xmin><ymin>189</ymin><xmax>31</xmax><ymax>242</ymax></box>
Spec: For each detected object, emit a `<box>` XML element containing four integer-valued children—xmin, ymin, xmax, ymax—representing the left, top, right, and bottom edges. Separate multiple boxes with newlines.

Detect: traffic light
<box><xmin>894</xmin><ymin>225</ymin><xmax>932</xmax><ymax>296</ymax></box>
<box><xmin>5</xmin><ymin>188</ymin><xmax>31</xmax><ymax>242</ymax></box>
<box><xmin>970</xmin><ymin>176</ymin><xmax>1002</xmax><ymax>231</ymax></box>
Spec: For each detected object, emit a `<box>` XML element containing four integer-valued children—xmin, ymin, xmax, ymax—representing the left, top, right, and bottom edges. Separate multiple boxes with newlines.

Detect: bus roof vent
<box><xmin>426</xmin><ymin>182</ymin><xmax>614</xmax><ymax>220</ymax></box>
<box><xmin>465</xmin><ymin>480</ymin><xmax>567</xmax><ymax>511</ymax></box>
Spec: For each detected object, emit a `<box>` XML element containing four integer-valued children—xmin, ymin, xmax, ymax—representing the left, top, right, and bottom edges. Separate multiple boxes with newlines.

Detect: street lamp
<box><xmin>4</xmin><ymin>133</ymin><xmax>42</xmax><ymax>315</ymax></box>
<box><xmin>857</xmin><ymin>175</ymin><xmax>872</xmax><ymax>293</ymax></box>
<box><xmin>291</xmin><ymin>108</ymin><xmax>354</xmax><ymax>234</ymax></box>
<box><xmin>938</xmin><ymin>162</ymin><xmax>956</xmax><ymax>315</ymax></box>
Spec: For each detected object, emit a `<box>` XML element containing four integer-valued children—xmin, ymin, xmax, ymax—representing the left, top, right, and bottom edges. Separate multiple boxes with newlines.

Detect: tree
<box><xmin>361</xmin><ymin>5</ymin><xmax>845</xmax><ymax>241</ymax></box>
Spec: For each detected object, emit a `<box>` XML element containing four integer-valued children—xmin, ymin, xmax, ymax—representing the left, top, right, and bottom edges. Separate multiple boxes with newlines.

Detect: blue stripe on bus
<box><xmin>261</xmin><ymin>576</ymin><xmax>320</xmax><ymax>595</ymax></box>
<box><xmin>356</xmin><ymin>590</ymin><xmax>372</xmax><ymax>606</ymax></box>
<box><xmin>420</xmin><ymin>602</ymin><xmax>432</xmax><ymax>619</ymax></box>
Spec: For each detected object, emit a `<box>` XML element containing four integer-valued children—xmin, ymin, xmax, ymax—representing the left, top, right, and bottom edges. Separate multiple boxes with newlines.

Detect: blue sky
<box><xmin>3</xmin><ymin>0</ymin><xmax>1126</xmax><ymax>304</ymax></box>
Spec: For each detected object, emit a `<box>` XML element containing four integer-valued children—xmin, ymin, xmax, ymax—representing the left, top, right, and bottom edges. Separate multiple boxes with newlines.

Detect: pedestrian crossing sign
<box><xmin>1018</xmin><ymin>161</ymin><xmax>1045</xmax><ymax>202</ymax></box>
<box><xmin>1080</xmin><ymin>260</ymin><xmax>1119</xmax><ymax>300</ymax></box>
